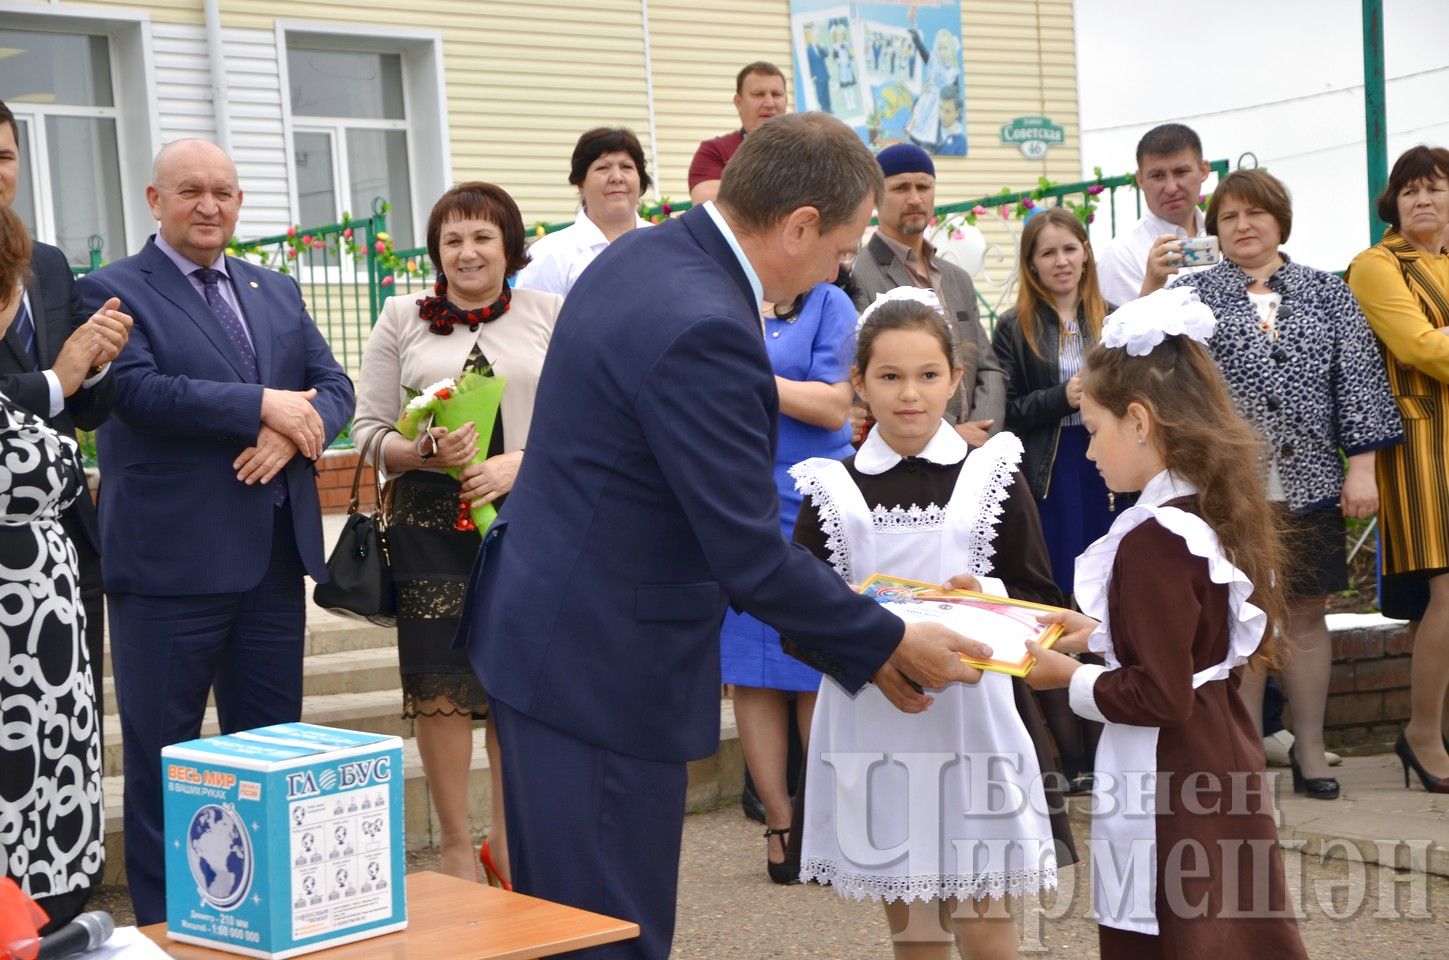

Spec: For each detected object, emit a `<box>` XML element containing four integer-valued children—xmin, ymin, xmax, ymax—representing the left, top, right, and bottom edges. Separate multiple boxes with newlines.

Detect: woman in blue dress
<box><xmin>720</xmin><ymin>270</ymin><xmax>856</xmax><ymax>884</ymax></box>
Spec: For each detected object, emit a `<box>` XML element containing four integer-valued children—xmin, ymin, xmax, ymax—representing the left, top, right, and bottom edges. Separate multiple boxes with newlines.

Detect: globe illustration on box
<box><xmin>186</xmin><ymin>804</ymin><xmax>254</xmax><ymax>910</ymax></box>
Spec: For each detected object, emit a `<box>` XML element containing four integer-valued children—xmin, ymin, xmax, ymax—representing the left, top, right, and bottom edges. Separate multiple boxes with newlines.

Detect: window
<box><xmin>0</xmin><ymin>27</ymin><xmax>126</xmax><ymax>267</ymax></box>
<box><xmin>287</xmin><ymin>46</ymin><xmax>416</xmax><ymax>248</ymax></box>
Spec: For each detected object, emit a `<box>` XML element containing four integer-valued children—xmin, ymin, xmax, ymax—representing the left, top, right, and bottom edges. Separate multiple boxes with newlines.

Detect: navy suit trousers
<box><xmin>491</xmin><ymin>698</ymin><xmax>687</xmax><ymax>960</ymax></box>
<box><xmin>110</xmin><ymin>508</ymin><xmax>307</xmax><ymax>925</ymax></box>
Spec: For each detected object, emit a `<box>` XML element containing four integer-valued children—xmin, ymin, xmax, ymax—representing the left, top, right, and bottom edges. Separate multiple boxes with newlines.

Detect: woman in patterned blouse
<box><xmin>1172</xmin><ymin>169</ymin><xmax>1402</xmax><ymax>799</ymax></box>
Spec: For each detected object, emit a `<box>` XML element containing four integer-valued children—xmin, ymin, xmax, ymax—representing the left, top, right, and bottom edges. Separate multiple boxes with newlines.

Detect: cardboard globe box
<box><xmin>162</xmin><ymin>723</ymin><xmax>406</xmax><ymax>958</ymax></box>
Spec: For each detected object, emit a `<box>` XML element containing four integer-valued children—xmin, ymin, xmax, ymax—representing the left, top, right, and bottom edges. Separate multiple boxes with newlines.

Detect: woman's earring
<box><xmin>1136</xmin><ymin>437</ymin><xmax>1147</xmax><ymax>447</ymax></box>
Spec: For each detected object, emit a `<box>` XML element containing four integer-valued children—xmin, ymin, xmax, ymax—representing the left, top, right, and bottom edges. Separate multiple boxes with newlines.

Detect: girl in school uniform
<box><xmin>1024</xmin><ymin>287</ymin><xmax>1308</xmax><ymax>958</ymax></box>
<box><xmin>790</xmin><ymin>288</ymin><xmax>1074</xmax><ymax>960</ymax></box>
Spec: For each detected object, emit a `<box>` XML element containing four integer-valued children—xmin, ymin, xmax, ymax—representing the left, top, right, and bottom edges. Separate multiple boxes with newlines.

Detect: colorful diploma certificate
<box><xmin>857</xmin><ymin>574</ymin><xmax>1067</xmax><ymax>677</ymax></box>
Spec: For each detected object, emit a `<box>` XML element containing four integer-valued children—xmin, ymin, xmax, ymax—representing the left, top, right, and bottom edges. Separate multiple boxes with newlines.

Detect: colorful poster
<box><xmin>790</xmin><ymin>0</ymin><xmax>966</xmax><ymax>156</ymax></box>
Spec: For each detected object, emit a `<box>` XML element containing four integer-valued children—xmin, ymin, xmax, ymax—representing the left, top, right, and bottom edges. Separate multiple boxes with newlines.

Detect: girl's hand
<box><xmin>430</xmin><ymin>424</ymin><xmax>480</xmax><ymax>469</ymax></box>
<box><xmin>942</xmin><ymin>574</ymin><xmax>981</xmax><ymax>593</ymax></box>
<box><xmin>459</xmin><ymin>450</ymin><xmax>523</xmax><ymax>507</ymax></box>
<box><xmin>1024</xmin><ymin>642</ymin><xmax>1080</xmax><ymax>691</ymax></box>
<box><xmin>1036</xmin><ymin>608</ymin><xmax>1099</xmax><ymax>655</ymax></box>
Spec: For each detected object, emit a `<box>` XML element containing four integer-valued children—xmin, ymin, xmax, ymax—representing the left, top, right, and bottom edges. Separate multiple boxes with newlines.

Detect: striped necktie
<box><xmin>12</xmin><ymin>296</ymin><xmax>38</xmax><ymax>368</ymax></box>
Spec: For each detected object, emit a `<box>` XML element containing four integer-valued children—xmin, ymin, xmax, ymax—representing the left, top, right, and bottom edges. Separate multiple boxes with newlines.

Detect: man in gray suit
<box><xmin>850</xmin><ymin>143</ymin><xmax>1005</xmax><ymax>445</ymax></box>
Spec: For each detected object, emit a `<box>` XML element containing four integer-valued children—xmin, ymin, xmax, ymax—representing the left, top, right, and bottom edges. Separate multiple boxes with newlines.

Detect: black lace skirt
<box><xmin>389</xmin><ymin>470</ymin><xmax>488</xmax><ymax>719</ymax></box>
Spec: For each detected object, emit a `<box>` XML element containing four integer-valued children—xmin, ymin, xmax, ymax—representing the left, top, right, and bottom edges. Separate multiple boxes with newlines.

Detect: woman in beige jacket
<box><xmin>353</xmin><ymin>182</ymin><xmax>561</xmax><ymax>882</ymax></box>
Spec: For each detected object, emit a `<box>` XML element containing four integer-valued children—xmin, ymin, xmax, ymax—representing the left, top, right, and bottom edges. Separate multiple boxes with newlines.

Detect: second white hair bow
<box><xmin>857</xmin><ymin>285</ymin><xmax>944</xmax><ymax>329</ymax></box>
<box><xmin>1101</xmin><ymin>286</ymin><xmax>1217</xmax><ymax>356</ymax></box>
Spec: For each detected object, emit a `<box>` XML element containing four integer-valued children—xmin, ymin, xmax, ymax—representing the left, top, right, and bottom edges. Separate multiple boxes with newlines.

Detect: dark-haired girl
<box><xmin>1025</xmin><ymin>288</ymin><xmax>1308</xmax><ymax>958</ymax></box>
<box><xmin>792</xmin><ymin>289</ymin><xmax>1072</xmax><ymax>959</ymax></box>
<box><xmin>720</xmin><ymin>271</ymin><xmax>857</xmax><ymax>883</ymax></box>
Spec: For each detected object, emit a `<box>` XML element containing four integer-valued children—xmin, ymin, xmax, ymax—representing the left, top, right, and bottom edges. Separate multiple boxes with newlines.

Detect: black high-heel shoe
<box><xmin>1288</xmin><ymin>745</ymin><xmax>1339</xmax><ymax>800</ymax></box>
<box><xmin>1395</xmin><ymin>733</ymin><xmax>1449</xmax><ymax>794</ymax></box>
<box><xmin>764</xmin><ymin>827</ymin><xmax>799</xmax><ymax>885</ymax></box>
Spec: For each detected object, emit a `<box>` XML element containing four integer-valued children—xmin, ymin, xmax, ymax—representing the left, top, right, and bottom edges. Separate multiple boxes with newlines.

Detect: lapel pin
<box><xmin>249</xmin><ymin>280</ymin><xmax>259</xmax><ymax>288</ymax></box>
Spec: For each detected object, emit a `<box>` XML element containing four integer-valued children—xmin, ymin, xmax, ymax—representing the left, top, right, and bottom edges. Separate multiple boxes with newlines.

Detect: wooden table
<box><xmin>141</xmin><ymin>871</ymin><xmax>639</xmax><ymax>960</ymax></box>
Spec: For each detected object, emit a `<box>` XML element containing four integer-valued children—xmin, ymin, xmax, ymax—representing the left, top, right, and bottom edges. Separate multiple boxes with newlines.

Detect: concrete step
<box><xmin>99</xmin><ymin>700</ymin><xmax>742</xmax><ymax>885</ymax></box>
<box><xmin>103</xmin><ymin>688</ymin><xmax>410</xmax><ymax>778</ymax></box>
<box><xmin>100</xmin><ymin>647</ymin><xmax>400</xmax><ymax>717</ymax></box>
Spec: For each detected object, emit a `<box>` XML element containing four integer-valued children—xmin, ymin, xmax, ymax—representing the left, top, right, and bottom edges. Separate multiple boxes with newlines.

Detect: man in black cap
<box><xmin>850</xmin><ymin>142</ymin><xmax>1004</xmax><ymax>443</ymax></box>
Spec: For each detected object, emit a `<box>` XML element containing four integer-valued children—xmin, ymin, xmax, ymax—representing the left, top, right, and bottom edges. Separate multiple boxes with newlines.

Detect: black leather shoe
<box><xmin>764</xmin><ymin>827</ymin><xmax>799</xmax><ymax>885</ymax></box>
<box><xmin>1289</xmin><ymin>745</ymin><xmax>1340</xmax><ymax>800</ymax></box>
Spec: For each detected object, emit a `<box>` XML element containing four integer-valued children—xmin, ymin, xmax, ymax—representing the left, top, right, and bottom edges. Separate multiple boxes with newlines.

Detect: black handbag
<box><xmin>313</xmin><ymin>433</ymin><xmax>396</xmax><ymax>626</ymax></box>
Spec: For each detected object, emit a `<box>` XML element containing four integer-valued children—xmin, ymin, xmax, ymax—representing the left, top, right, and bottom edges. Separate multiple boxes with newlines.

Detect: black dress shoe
<box><xmin>1288</xmin><ymin>745</ymin><xmax>1339</xmax><ymax>800</ymax></box>
<box><xmin>1064</xmin><ymin>774</ymin><xmax>1094</xmax><ymax>796</ymax></box>
<box><xmin>764</xmin><ymin>827</ymin><xmax>799</xmax><ymax>885</ymax></box>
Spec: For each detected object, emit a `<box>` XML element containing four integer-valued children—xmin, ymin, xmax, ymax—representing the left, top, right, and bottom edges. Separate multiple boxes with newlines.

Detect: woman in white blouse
<box><xmin>513</xmin><ymin>127</ymin><xmax>651</xmax><ymax>298</ymax></box>
<box><xmin>353</xmin><ymin>183</ymin><xmax>562</xmax><ymax>885</ymax></box>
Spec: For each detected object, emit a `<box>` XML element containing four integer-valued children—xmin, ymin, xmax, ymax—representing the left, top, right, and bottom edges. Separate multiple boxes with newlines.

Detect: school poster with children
<box><xmin>789</xmin><ymin>0</ymin><xmax>967</xmax><ymax>156</ymax></box>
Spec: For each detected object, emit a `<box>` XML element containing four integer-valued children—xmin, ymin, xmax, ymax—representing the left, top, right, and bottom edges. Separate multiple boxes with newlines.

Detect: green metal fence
<box><xmin>67</xmin><ymin>158</ymin><xmax>1235</xmax><ymax>458</ymax></box>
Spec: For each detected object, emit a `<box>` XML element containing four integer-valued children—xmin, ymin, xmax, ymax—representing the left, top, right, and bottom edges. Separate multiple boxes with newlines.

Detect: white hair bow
<box><xmin>1101</xmin><ymin>286</ymin><xmax>1217</xmax><ymax>356</ymax></box>
<box><xmin>857</xmin><ymin>286</ymin><xmax>944</xmax><ymax>330</ymax></box>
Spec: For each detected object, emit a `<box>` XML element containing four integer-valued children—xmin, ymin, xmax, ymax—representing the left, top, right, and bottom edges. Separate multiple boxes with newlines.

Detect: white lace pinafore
<box><xmin>791</xmin><ymin>426</ymin><xmax>1058</xmax><ymax>903</ymax></box>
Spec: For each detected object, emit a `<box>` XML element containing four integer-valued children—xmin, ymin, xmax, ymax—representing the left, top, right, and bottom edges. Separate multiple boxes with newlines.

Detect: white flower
<box><xmin>1100</xmin><ymin>286</ymin><xmax>1217</xmax><ymax>356</ymax></box>
<box><xmin>405</xmin><ymin>377</ymin><xmax>457</xmax><ymax>412</ymax></box>
<box><xmin>857</xmin><ymin>286</ymin><xmax>944</xmax><ymax>329</ymax></box>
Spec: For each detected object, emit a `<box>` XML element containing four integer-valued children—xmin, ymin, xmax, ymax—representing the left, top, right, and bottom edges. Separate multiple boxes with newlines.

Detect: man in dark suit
<box><xmin>850</xmin><ymin>143</ymin><xmax>1006</xmax><ymax>445</ymax></box>
<box><xmin>76</xmin><ymin>138</ymin><xmax>354</xmax><ymax>924</ymax></box>
<box><xmin>0</xmin><ymin>100</ymin><xmax>132</xmax><ymax>731</ymax></box>
<box><xmin>460</xmin><ymin>113</ymin><xmax>990</xmax><ymax>959</ymax></box>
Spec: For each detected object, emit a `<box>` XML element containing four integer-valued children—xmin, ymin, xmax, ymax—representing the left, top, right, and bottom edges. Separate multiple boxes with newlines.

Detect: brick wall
<box><xmin>1317</xmin><ymin>615</ymin><xmax>1416</xmax><ymax>751</ymax></box>
<box><xmin>316</xmin><ymin>449</ymin><xmax>380</xmax><ymax>515</ymax></box>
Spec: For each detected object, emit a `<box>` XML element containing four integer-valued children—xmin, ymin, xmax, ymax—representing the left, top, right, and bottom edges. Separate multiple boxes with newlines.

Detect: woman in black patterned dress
<box><xmin>0</xmin><ymin>206</ymin><xmax>102</xmax><ymax>930</ymax></box>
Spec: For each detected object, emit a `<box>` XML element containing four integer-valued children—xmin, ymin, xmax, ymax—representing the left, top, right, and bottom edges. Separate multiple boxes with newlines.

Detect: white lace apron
<box><xmin>791</xmin><ymin>430</ymin><xmax>1058</xmax><ymax>903</ymax></box>
<box><xmin>1070</xmin><ymin>471</ymin><xmax>1267</xmax><ymax>935</ymax></box>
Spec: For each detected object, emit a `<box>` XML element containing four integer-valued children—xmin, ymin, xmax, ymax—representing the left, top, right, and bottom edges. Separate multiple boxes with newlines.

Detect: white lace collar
<box><xmin>1137</xmin><ymin>469</ymin><xmax>1197</xmax><ymax>508</ymax></box>
<box><xmin>855</xmin><ymin>420</ymin><xmax>968</xmax><ymax>475</ymax></box>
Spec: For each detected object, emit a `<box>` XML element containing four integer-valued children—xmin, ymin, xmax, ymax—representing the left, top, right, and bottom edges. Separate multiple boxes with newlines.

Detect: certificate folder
<box><xmin>857</xmin><ymin>573</ymin><xmax>1066</xmax><ymax>677</ymax></box>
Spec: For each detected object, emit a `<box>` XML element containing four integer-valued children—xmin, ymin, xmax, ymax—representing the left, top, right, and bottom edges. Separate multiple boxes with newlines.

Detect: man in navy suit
<box><xmin>77</xmin><ymin>139</ymin><xmax>354</xmax><ymax>924</ymax></box>
<box><xmin>0</xmin><ymin>101</ymin><xmax>132</xmax><ymax>734</ymax></box>
<box><xmin>460</xmin><ymin>113</ymin><xmax>990</xmax><ymax>959</ymax></box>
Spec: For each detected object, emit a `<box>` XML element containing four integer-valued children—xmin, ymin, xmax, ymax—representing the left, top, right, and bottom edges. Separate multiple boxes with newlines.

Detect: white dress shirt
<box><xmin>514</xmin><ymin>209</ymin><xmax>650</xmax><ymax>299</ymax></box>
<box><xmin>1096</xmin><ymin>208</ymin><xmax>1208</xmax><ymax>308</ymax></box>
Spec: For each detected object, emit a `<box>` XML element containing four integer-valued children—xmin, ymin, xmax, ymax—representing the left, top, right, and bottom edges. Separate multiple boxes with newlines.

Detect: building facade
<box><xmin>3</xmin><ymin>0</ymin><xmax>1083</xmax><ymax>269</ymax></box>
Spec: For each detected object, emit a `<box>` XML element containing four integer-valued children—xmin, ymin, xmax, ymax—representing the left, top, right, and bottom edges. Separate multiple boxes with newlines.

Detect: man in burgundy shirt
<box><xmin>687</xmin><ymin>61</ymin><xmax>788</xmax><ymax>204</ymax></box>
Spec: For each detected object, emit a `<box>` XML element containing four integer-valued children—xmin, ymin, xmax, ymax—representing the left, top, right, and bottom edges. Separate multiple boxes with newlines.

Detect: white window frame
<box><xmin>0</xmin><ymin>2</ymin><xmax>161</xmax><ymax>261</ymax></box>
<box><xmin>276</xmin><ymin>20</ymin><xmax>450</xmax><ymax>252</ymax></box>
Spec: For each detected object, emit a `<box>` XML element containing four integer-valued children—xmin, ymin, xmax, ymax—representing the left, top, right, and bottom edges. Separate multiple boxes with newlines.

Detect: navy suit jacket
<box><xmin>0</xmin><ymin>241</ymin><xmax>113</xmax><ymax>552</ymax></box>
<box><xmin>460</xmin><ymin>206</ymin><xmax>903</xmax><ymax>763</ymax></box>
<box><xmin>76</xmin><ymin>237</ymin><xmax>354</xmax><ymax>596</ymax></box>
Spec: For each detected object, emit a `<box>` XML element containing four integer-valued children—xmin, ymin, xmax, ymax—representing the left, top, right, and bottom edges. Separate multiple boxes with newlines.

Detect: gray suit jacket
<box><xmin>850</xmin><ymin>233</ymin><xmax>1006</xmax><ymax>429</ymax></box>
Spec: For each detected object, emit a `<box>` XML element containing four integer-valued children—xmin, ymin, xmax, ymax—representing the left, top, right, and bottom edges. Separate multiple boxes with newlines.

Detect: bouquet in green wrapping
<box><xmin>395</xmin><ymin>370</ymin><xmax>507</xmax><ymax>534</ymax></box>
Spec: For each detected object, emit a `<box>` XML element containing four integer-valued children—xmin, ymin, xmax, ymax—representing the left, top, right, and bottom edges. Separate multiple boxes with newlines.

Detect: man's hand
<box><xmin>887</xmin><ymin>619</ymin><xmax>992</xmax><ymax>696</ymax></box>
<box><xmin>1023</xmin><ymin>641</ymin><xmax>1080</xmax><ymax>691</ymax></box>
<box><xmin>459</xmin><ymin>450</ymin><xmax>522</xmax><ymax>508</ymax></box>
<box><xmin>261</xmin><ymin>387</ymin><xmax>325</xmax><ymax>459</ymax></box>
<box><xmin>871</xmin><ymin>663</ymin><xmax>931</xmax><ymax>713</ymax></box>
<box><xmin>1034</xmin><ymin>609</ymin><xmax>1100</xmax><ymax>655</ymax></box>
<box><xmin>86</xmin><ymin>297</ymin><xmax>133</xmax><ymax>367</ymax></box>
<box><xmin>52</xmin><ymin>325</ymin><xmax>104</xmax><ymax>397</ymax></box>
<box><xmin>234</xmin><ymin>425</ymin><xmax>299</xmax><ymax>485</ymax></box>
<box><xmin>954</xmin><ymin>419</ymin><xmax>994</xmax><ymax>447</ymax></box>
<box><xmin>1140</xmin><ymin>234</ymin><xmax>1184</xmax><ymax>297</ymax></box>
